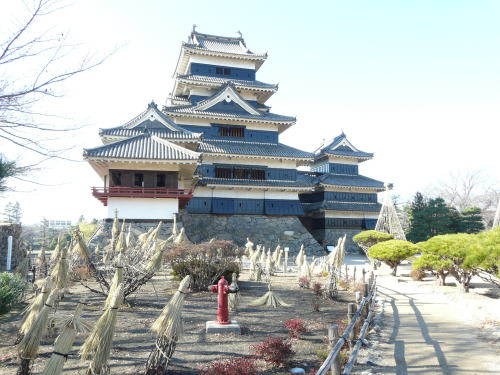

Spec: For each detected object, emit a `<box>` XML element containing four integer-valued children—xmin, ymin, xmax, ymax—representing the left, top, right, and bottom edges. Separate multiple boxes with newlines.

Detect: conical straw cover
<box><xmin>151</xmin><ymin>275</ymin><xmax>191</xmax><ymax>339</ymax></box>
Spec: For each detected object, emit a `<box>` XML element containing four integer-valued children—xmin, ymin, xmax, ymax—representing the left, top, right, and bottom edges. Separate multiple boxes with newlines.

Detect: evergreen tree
<box><xmin>459</xmin><ymin>207</ymin><xmax>485</xmax><ymax>233</ymax></box>
<box><xmin>426</xmin><ymin>198</ymin><xmax>455</xmax><ymax>237</ymax></box>
<box><xmin>11</xmin><ymin>202</ymin><xmax>22</xmax><ymax>224</ymax></box>
<box><xmin>407</xmin><ymin>192</ymin><xmax>430</xmax><ymax>242</ymax></box>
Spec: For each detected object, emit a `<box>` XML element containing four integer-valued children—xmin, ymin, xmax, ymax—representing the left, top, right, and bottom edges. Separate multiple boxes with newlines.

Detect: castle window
<box><xmin>219</xmin><ymin>126</ymin><xmax>244</xmax><ymax>138</ymax></box>
<box><xmin>215</xmin><ymin>167</ymin><xmax>232</xmax><ymax>179</ymax></box>
<box><xmin>111</xmin><ymin>171</ymin><xmax>122</xmax><ymax>186</ymax></box>
<box><xmin>216</xmin><ymin>67</ymin><xmax>223</xmax><ymax>74</ymax></box>
<box><xmin>250</xmin><ymin>169</ymin><xmax>265</xmax><ymax>180</ymax></box>
<box><xmin>223</xmin><ymin>67</ymin><xmax>231</xmax><ymax>75</ymax></box>
<box><xmin>156</xmin><ymin>173</ymin><xmax>166</xmax><ymax>187</ymax></box>
<box><xmin>134</xmin><ymin>173</ymin><xmax>144</xmax><ymax>187</ymax></box>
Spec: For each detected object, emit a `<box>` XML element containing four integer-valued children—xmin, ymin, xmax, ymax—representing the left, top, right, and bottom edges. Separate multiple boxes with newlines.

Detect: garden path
<box><xmin>362</xmin><ymin>272</ymin><xmax>500</xmax><ymax>375</ymax></box>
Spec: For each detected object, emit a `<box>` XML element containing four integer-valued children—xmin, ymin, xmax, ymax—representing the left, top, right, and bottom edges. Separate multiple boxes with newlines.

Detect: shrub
<box><xmin>70</xmin><ymin>265</ymin><xmax>91</xmax><ymax>281</ymax></box>
<box><xmin>316</xmin><ymin>348</ymin><xmax>329</xmax><ymax>361</ymax></box>
<box><xmin>284</xmin><ymin>318</ymin><xmax>307</xmax><ymax>338</ymax></box>
<box><xmin>298</xmin><ymin>276</ymin><xmax>310</xmax><ymax>289</ymax></box>
<box><xmin>199</xmin><ymin>358</ymin><xmax>258</xmax><ymax>375</ymax></box>
<box><xmin>418</xmin><ymin>233</ymin><xmax>478</xmax><ymax>292</ymax></box>
<box><xmin>353</xmin><ymin>230</ymin><xmax>394</xmax><ymax>248</ymax></box>
<box><xmin>312</xmin><ymin>282</ymin><xmax>323</xmax><ymax>296</ymax></box>
<box><xmin>0</xmin><ymin>272</ymin><xmax>28</xmax><ymax>314</ymax></box>
<box><xmin>369</xmin><ymin>240</ymin><xmax>419</xmax><ymax>276</ymax></box>
<box><xmin>166</xmin><ymin>240</ymin><xmax>240</xmax><ymax>291</ymax></box>
<box><xmin>410</xmin><ymin>269</ymin><xmax>426</xmax><ymax>281</ymax></box>
<box><xmin>251</xmin><ymin>336</ymin><xmax>295</xmax><ymax>367</ymax></box>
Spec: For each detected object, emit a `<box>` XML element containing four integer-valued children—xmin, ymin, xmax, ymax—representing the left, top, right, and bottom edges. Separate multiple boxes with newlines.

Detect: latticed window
<box><xmin>250</xmin><ymin>169</ymin><xmax>265</xmax><ymax>180</ymax></box>
<box><xmin>215</xmin><ymin>167</ymin><xmax>232</xmax><ymax>178</ymax></box>
<box><xmin>219</xmin><ymin>126</ymin><xmax>244</xmax><ymax>137</ymax></box>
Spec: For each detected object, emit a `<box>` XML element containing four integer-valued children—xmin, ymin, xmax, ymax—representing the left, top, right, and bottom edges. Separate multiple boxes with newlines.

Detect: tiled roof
<box><xmin>100</xmin><ymin>121</ymin><xmax>201</xmax><ymax>141</ymax></box>
<box><xmin>198</xmin><ymin>177</ymin><xmax>311</xmax><ymax>188</ymax></box>
<box><xmin>84</xmin><ymin>134</ymin><xmax>199</xmax><ymax>161</ymax></box>
<box><xmin>303</xmin><ymin>201</ymin><xmax>382</xmax><ymax>213</ymax></box>
<box><xmin>164</xmin><ymin>82</ymin><xmax>294</xmax><ymax>123</ymax></box>
<box><xmin>185</xmin><ymin>31</ymin><xmax>266</xmax><ymax>58</ymax></box>
<box><xmin>316</xmin><ymin>132</ymin><xmax>373</xmax><ymax>159</ymax></box>
<box><xmin>317</xmin><ymin>174</ymin><xmax>385</xmax><ymax>189</ymax></box>
<box><xmin>177</xmin><ymin>74</ymin><xmax>277</xmax><ymax>90</ymax></box>
<box><xmin>197</xmin><ymin>139</ymin><xmax>313</xmax><ymax>159</ymax></box>
<box><xmin>164</xmin><ymin>105</ymin><xmax>294</xmax><ymax>122</ymax></box>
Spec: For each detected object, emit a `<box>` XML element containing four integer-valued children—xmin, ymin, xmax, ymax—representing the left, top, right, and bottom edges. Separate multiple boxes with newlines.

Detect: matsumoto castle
<box><xmin>84</xmin><ymin>29</ymin><xmax>385</xmax><ymax>252</ymax></box>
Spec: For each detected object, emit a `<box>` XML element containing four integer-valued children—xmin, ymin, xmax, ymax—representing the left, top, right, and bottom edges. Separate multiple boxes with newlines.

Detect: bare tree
<box><xmin>431</xmin><ymin>170</ymin><xmax>497</xmax><ymax>211</ymax></box>
<box><xmin>0</xmin><ymin>0</ymin><xmax>109</xmax><ymax>159</ymax></box>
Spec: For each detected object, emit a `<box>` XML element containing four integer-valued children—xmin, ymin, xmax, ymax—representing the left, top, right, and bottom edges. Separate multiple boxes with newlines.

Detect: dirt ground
<box><xmin>0</xmin><ymin>268</ymin><xmax>357</xmax><ymax>375</ymax></box>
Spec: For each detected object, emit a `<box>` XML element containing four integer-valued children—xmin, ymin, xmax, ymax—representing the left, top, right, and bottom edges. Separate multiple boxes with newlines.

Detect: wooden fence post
<box><xmin>328</xmin><ymin>324</ymin><xmax>341</xmax><ymax>375</ymax></box>
<box><xmin>362</xmin><ymin>268</ymin><xmax>366</xmax><ymax>284</ymax></box>
<box><xmin>345</xmin><ymin>264</ymin><xmax>348</xmax><ymax>281</ymax></box>
<box><xmin>353</xmin><ymin>267</ymin><xmax>357</xmax><ymax>289</ymax></box>
<box><xmin>347</xmin><ymin>303</ymin><xmax>356</xmax><ymax>348</ymax></box>
<box><xmin>362</xmin><ymin>283</ymin><xmax>369</xmax><ymax>320</ymax></box>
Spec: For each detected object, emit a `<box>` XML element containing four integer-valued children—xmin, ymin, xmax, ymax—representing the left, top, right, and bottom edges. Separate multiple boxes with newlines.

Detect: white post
<box><xmin>6</xmin><ymin>235</ymin><xmax>13</xmax><ymax>271</ymax></box>
<box><xmin>284</xmin><ymin>247</ymin><xmax>289</xmax><ymax>275</ymax></box>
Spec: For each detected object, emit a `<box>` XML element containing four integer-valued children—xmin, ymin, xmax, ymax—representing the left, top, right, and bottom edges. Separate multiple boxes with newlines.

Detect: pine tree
<box><xmin>3</xmin><ymin>202</ymin><xmax>14</xmax><ymax>223</ymax></box>
<box><xmin>459</xmin><ymin>207</ymin><xmax>485</xmax><ymax>233</ymax></box>
<box><xmin>407</xmin><ymin>192</ymin><xmax>430</xmax><ymax>242</ymax></box>
<box><xmin>11</xmin><ymin>202</ymin><xmax>22</xmax><ymax>224</ymax></box>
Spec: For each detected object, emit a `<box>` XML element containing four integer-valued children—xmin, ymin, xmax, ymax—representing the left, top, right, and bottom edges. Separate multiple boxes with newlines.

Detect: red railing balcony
<box><xmin>91</xmin><ymin>186</ymin><xmax>194</xmax><ymax>206</ymax></box>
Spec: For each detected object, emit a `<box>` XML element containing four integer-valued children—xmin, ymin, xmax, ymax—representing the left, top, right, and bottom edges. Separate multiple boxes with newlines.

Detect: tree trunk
<box><xmin>436</xmin><ymin>272</ymin><xmax>447</xmax><ymax>286</ymax></box>
<box><xmin>391</xmin><ymin>264</ymin><xmax>398</xmax><ymax>276</ymax></box>
<box><xmin>17</xmin><ymin>358</ymin><xmax>31</xmax><ymax>375</ymax></box>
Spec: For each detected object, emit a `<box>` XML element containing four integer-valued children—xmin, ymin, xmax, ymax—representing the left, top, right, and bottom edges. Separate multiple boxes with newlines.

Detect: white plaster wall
<box><xmin>189</xmin><ymin>55</ymin><xmax>255</xmax><ymax>69</ymax></box>
<box><xmin>263</xmin><ymin>191</ymin><xmax>299</xmax><ymax>200</ymax></box>
<box><xmin>327</xmin><ymin>156</ymin><xmax>359</xmax><ymax>165</ymax></box>
<box><xmin>324</xmin><ymin>211</ymin><xmax>379</xmax><ymax>219</ymax></box>
<box><xmin>107</xmin><ymin>198</ymin><xmax>178</xmax><ymax>219</ymax></box>
<box><xmin>202</xmin><ymin>156</ymin><xmax>297</xmax><ymax>168</ymax></box>
<box><xmin>103</xmin><ymin>162</ymin><xmax>181</xmax><ymax>171</ymax></box>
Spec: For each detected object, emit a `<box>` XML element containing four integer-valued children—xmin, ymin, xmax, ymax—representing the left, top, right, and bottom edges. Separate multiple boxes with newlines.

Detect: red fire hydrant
<box><xmin>209</xmin><ymin>276</ymin><xmax>238</xmax><ymax>324</ymax></box>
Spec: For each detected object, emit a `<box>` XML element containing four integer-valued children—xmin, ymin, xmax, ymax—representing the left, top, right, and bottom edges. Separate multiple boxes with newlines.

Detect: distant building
<box><xmin>47</xmin><ymin>220</ymin><xmax>72</xmax><ymax>229</ymax></box>
<box><xmin>83</xmin><ymin>29</ymin><xmax>385</xmax><ymax>252</ymax></box>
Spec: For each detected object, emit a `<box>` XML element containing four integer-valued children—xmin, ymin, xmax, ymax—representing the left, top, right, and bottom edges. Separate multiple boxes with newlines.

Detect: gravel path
<box><xmin>355</xmin><ymin>268</ymin><xmax>500</xmax><ymax>375</ymax></box>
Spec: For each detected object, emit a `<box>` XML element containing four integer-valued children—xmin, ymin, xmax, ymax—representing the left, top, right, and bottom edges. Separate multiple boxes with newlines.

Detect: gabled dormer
<box><xmin>99</xmin><ymin>102</ymin><xmax>201</xmax><ymax>145</ymax></box>
<box><xmin>163</xmin><ymin>83</ymin><xmax>296</xmax><ymax>133</ymax></box>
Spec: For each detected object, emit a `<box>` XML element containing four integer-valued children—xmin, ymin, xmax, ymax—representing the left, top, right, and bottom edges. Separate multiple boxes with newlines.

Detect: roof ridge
<box><xmin>152</xmin><ymin>136</ymin><xmax>201</xmax><ymax>158</ymax></box>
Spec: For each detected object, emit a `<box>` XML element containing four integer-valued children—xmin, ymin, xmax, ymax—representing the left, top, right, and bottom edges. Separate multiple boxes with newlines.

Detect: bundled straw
<box><xmin>18</xmin><ymin>288</ymin><xmax>60</xmax><ymax>360</ymax></box>
<box><xmin>37</xmin><ymin>247</ymin><xmax>48</xmax><ymax>278</ymax></box>
<box><xmin>145</xmin><ymin>240</ymin><xmax>168</xmax><ymax>274</ymax></box>
<box><xmin>173</xmin><ymin>227</ymin><xmax>189</xmax><ymax>244</ymax></box>
<box><xmin>172</xmin><ymin>215</ymin><xmax>178</xmax><ymax>236</ymax></box>
<box><xmin>50</xmin><ymin>236</ymin><xmax>62</xmax><ymax>263</ymax></box>
<box><xmin>41</xmin><ymin>304</ymin><xmax>92</xmax><ymax>375</ymax></box>
<box><xmin>104</xmin><ymin>255</ymin><xmax>124</xmax><ymax>309</ymax></box>
<box><xmin>295</xmin><ymin>244</ymin><xmax>305</xmax><ymax>267</ymax></box>
<box><xmin>20</xmin><ymin>278</ymin><xmax>53</xmax><ymax>336</ymax></box>
<box><xmin>138</xmin><ymin>227</ymin><xmax>153</xmax><ymax>245</ymax></box>
<box><xmin>245</xmin><ymin>238</ymin><xmax>254</xmax><ymax>257</ymax></box>
<box><xmin>228</xmin><ymin>273</ymin><xmax>240</xmax><ymax>312</ymax></box>
<box><xmin>125</xmin><ymin>224</ymin><xmax>133</xmax><ymax>248</ymax></box>
<box><xmin>110</xmin><ymin>212</ymin><xmax>120</xmax><ymax>250</ymax></box>
<box><xmin>300</xmin><ymin>256</ymin><xmax>312</xmax><ymax>279</ymax></box>
<box><xmin>145</xmin><ymin>275</ymin><xmax>191</xmax><ymax>375</ymax></box>
<box><xmin>81</xmin><ymin>285</ymin><xmax>124</xmax><ymax>375</ymax></box>
<box><xmin>50</xmin><ymin>245</ymin><xmax>69</xmax><ymax>291</ymax></box>
<box><xmin>114</xmin><ymin>220</ymin><xmax>127</xmax><ymax>253</ymax></box>
<box><xmin>248</xmin><ymin>282</ymin><xmax>291</xmax><ymax>308</ymax></box>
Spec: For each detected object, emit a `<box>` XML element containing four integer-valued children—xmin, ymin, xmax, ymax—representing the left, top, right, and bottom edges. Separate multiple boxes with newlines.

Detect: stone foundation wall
<box><xmin>311</xmin><ymin>228</ymin><xmax>364</xmax><ymax>253</ymax></box>
<box><xmin>0</xmin><ymin>223</ymin><xmax>23</xmax><ymax>271</ymax></box>
<box><xmin>181</xmin><ymin>213</ymin><xmax>324</xmax><ymax>256</ymax></box>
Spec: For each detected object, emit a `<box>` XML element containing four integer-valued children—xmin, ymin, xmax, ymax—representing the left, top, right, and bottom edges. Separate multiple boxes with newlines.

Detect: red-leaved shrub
<box><xmin>199</xmin><ymin>358</ymin><xmax>258</xmax><ymax>375</ymax></box>
<box><xmin>312</xmin><ymin>282</ymin><xmax>323</xmax><ymax>296</ymax></box>
<box><xmin>298</xmin><ymin>276</ymin><xmax>310</xmax><ymax>288</ymax></box>
<box><xmin>251</xmin><ymin>336</ymin><xmax>295</xmax><ymax>367</ymax></box>
<box><xmin>284</xmin><ymin>318</ymin><xmax>307</xmax><ymax>338</ymax></box>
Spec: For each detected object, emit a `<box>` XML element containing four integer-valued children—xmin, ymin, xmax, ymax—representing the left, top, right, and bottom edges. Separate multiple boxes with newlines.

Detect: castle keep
<box><xmin>84</xmin><ymin>30</ymin><xmax>385</xmax><ymax>252</ymax></box>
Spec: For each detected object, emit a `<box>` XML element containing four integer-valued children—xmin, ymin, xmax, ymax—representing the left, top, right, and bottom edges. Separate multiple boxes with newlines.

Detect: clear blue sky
<box><xmin>1</xmin><ymin>0</ymin><xmax>499</xmax><ymax>223</ymax></box>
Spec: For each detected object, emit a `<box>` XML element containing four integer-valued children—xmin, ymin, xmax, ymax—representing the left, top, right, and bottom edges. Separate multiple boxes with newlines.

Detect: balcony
<box><xmin>91</xmin><ymin>186</ymin><xmax>193</xmax><ymax>206</ymax></box>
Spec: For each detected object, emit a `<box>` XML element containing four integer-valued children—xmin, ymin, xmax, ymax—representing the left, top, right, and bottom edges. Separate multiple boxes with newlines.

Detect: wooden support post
<box><xmin>362</xmin><ymin>268</ymin><xmax>366</xmax><ymax>284</ymax></box>
<box><xmin>353</xmin><ymin>267</ymin><xmax>357</xmax><ymax>288</ymax></box>
<box><xmin>354</xmin><ymin>292</ymin><xmax>362</xmax><ymax>338</ymax></box>
<box><xmin>345</xmin><ymin>264</ymin><xmax>348</xmax><ymax>282</ymax></box>
<box><xmin>369</xmin><ymin>271</ymin><xmax>374</xmax><ymax>288</ymax></box>
<box><xmin>347</xmin><ymin>303</ymin><xmax>356</xmax><ymax>348</ymax></box>
<box><xmin>362</xmin><ymin>283</ymin><xmax>369</xmax><ymax>320</ymax></box>
<box><xmin>328</xmin><ymin>324</ymin><xmax>341</xmax><ymax>375</ymax></box>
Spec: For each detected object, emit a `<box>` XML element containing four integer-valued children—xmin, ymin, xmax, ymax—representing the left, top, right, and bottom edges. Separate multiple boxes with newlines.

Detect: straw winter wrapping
<box><xmin>72</xmin><ymin>230</ymin><xmax>92</xmax><ymax>263</ymax></box>
<box><xmin>173</xmin><ymin>227</ymin><xmax>190</xmax><ymax>244</ymax></box>
<box><xmin>20</xmin><ymin>278</ymin><xmax>53</xmax><ymax>335</ymax></box>
<box><xmin>50</xmin><ymin>245</ymin><xmax>69</xmax><ymax>291</ymax></box>
<box><xmin>145</xmin><ymin>240</ymin><xmax>168</xmax><ymax>274</ymax></box>
<box><xmin>248</xmin><ymin>283</ymin><xmax>291</xmax><ymax>308</ymax></box>
<box><xmin>18</xmin><ymin>289</ymin><xmax>60</xmax><ymax>359</ymax></box>
<box><xmin>300</xmin><ymin>256</ymin><xmax>312</xmax><ymax>279</ymax></box>
<box><xmin>104</xmin><ymin>255</ymin><xmax>124</xmax><ymax>309</ymax></box>
<box><xmin>228</xmin><ymin>273</ymin><xmax>240</xmax><ymax>312</ymax></box>
<box><xmin>114</xmin><ymin>220</ymin><xmax>127</xmax><ymax>253</ymax></box>
<box><xmin>41</xmin><ymin>304</ymin><xmax>92</xmax><ymax>375</ymax></box>
<box><xmin>295</xmin><ymin>244</ymin><xmax>305</xmax><ymax>266</ymax></box>
<box><xmin>80</xmin><ymin>285</ymin><xmax>124</xmax><ymax>374</ymax></box>
<box><xmin>50</xmin><ymin>236</ymin><xmax>62</xmax><ymax>263</ymax></box>
<box><xmin>151</xmin><ymin>275</ymin><xmax>191</xmax><ymax>339</ymax></box>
